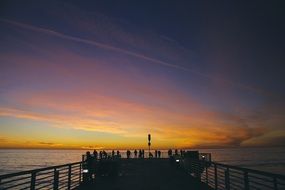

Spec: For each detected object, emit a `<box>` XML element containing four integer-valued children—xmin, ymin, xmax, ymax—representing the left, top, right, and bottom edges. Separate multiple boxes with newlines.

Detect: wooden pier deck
<box><xmin>78</xmin><ymin>159</ymin><xmax>213</xmax><ymax>190</ymax></box>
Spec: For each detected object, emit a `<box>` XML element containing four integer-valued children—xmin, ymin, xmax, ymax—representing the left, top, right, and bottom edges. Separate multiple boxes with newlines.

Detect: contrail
<box><xmin>0</xmin><ymin>18</ymin><xmax>190</xmax><ymax>71</ymax></box>
<box><xmin>0</xmin><ymin>18</ymin><xmax>272</xmax><ymax>97</ymax></box>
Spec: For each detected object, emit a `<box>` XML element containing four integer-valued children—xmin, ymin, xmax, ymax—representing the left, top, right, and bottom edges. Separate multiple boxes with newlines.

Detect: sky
<box><xmin>0</xmin><ymin>0</ymin><xmax>284</xmax><ymax>149</ymax></box>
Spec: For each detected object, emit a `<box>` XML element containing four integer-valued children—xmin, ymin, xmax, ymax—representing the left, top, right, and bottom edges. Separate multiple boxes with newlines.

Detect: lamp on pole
<box><xmin>148</xmin><ymin>134</ymin><xmax>151</xmax><ymax>158</ymax></box>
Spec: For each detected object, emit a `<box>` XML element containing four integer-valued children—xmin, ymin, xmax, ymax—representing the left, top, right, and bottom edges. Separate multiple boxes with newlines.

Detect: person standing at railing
<box><xmin>99</xmin><ymin>151</ymin><xmax>103</xmax><ymax>159</ymax></box>
<box><xmin>134</xmin><ymin>149</ymin><xmax>138</xmax><ymax>158</ymax></box>
<box><xmin>93</xmin><ymin>150</ymin><xmax>98</xmax><ymax>160</ymax></box>
<box><xmin>127</xmin><ymin>150</ymin><xmax>131</xmax><ymax>159</ymax></box>
<box><xmin>142</xmin><ymin>149</ymin><xmax>145</xmax><ymax>158</ymax></box>
<box><xmin>158</xmin><ymin>150</ymin><xmax>161</xmax><ymax>158</ymax></box>
<box><xmin>103</xmin><ymin>150</ymin><xmax>107</xmax><ymax>159</ymax></box>
<box><xmin>168</xmin><ymin>149</ymin><xmax>172</xmax><ymax>157</ymax></box>
<box><xmin>85</xmin><ymin>151</ymin><xmax>94</xmax><ymax>181</ymax></box>
<box><xmin>155</xmin><ymin>150</ymin><xmax>158</xmax><ymax>158</ymax></box>
<box><xmin>112</xmin><ymin>150</ymin><xmax>115</xmax><ymax>158</ymax></box>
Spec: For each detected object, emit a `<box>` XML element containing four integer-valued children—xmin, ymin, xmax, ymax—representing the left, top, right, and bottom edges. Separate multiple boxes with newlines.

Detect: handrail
<box><xmin>0</xmin><ymin>161</ymin><xmax>83</xmax><ymax>190</ymax></box>
<box><xmin>213</xmin><ymin>161</ymin><xmax>285</xmax><ymax>180</ymax></box>
<box><xmin>0</xmin><ymin>161</ymin><xmax>82</xmax><ymax>179</ymax></box>
<box><xmin>1</xmin><ymin>153</ymin><xmax>285</xmax><ymax>190</ymax></box>
<box><xmin>180</xmin><ymin>158</ymin><xmax>285</xmax><ymax>190</ymax></box>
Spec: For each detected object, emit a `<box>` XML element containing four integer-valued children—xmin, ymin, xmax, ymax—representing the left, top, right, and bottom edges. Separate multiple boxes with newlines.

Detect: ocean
<box><xmin>0</xmin><ymin>147</ymin><xmax>284</xmax><ymax>176</ymax></box>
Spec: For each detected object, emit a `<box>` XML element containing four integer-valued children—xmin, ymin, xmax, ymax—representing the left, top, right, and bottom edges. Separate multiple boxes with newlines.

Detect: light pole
<box><xmin>148</xmin><ymin>134</ymin><xmax>151</xmax><ymax>158</ymax></box>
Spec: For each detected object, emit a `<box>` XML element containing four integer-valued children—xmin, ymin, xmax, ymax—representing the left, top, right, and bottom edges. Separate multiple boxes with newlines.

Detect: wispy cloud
<box><xmin>0</xmin><ymin>18</ymin><xmax>188</xmax><ymax>71</ymax></box>
<box><xmin>38</xmin><ymin>142</ymin><xmax>62</xmax><ymax>146</ymax></box>
<box><xmin>0</xmin><ymin>107</ymin><xmax>126</xmax><ymax>134</ymax></box>
<box><xmin>0</xmin><ymin>87</ymin><xmax>270</xmax><ymax>148</ymax></box>
<box><xmin>0</xmin><ymin>18</ymin><xmax>270</xmax><ymax>97</ymax></box>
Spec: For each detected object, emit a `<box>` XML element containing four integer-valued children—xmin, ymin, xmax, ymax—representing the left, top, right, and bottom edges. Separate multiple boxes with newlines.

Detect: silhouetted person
<box><xmin>112</xmin><ymin>150</ymin><xmax>115</xmax><ymax>158</ymax></box>
<box><xmin>103</xmin><ymin>150</ymin><xmax>107</xmax><ymax>159</ymax></box>
<box><xmin>139</xmin><ymin>150</ymin><xmax>142</xmax><ymax>158</ymax></box>
<box><xmin>142</xmin><ymin>150</ymin><xmax>145</xmax><ymax>158</ymax></box>
<box><xmin>158</xmin><ymin>150</ymin><xmax>161</xmax><ymax>158</ymax></box>
<box><xmin>117</xmin><ymin>150</ymin><xmax>121</xmax><ymax>158</ymax></box>
<box><xmin>85</xmin><ymin>151</ymin><xmax>93</xmax><ymax>181</ymax></box>
<box><xmin>168</xmin><ymin>149</ymin><xmax>172</xmax><ymax>157</ymax></box>
<box><xmin>127</xmin><ymin>150</ymin><xmax>131</xmax><ymax>159</ymax></box>
<box><xmin>99</xmin><ymin>151</ymin><xmax>103</xmax><ymax>159</ymax></box>
<box><xmin>93</xmin><ymin>150</ymin><xmax>98</xmax><ymax>160</ymax></box>
<box><xmin>175</xmin><ymin>149</ymin><xmax>178</xmax><ymax>155</ymax></box>
<box><xmin>134</xmin><ymin>149</ymin><xmax>137</xmax><ymax>158</ymax></box>
<box><xmin>86</xmin><ymin>151</ymin><xmax>91</xmax><ymax>160</ymax></box>
<box><xmin>155</xmin><ymin>150</ymin><xmax>158</xmax><ymax>158</ymax></box>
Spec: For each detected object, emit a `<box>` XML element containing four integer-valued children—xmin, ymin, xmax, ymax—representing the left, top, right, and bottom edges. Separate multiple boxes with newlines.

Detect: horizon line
<box><xmin>0</xmin><ymin>145</ymin><xmax>284</xmax><ymax>150</ymax></box>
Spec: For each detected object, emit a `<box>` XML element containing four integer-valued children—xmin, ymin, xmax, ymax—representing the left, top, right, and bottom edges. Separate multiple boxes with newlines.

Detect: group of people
<box><xmin>87</xmin><ymin>149</ymin><xmax>183</xmax><ymax>160</ymax></box>
<box><xmin>86</xmin><ymin>149</ymin><xmax>187</xmax><ymax>161</ymax></box>
<box><xmin>91</xmin><ymin>150</ymin><xmax>122</xmax><ymax>160</ymax></box>
<box><xmin>129</xmin><ymin>149</ymin><xmax>145</xmax><ymax>158</ymax></box>
<box><xmin>167</xmin><ymin>149</ymin><xmax>186</xmax><ymax>157</ymax></box>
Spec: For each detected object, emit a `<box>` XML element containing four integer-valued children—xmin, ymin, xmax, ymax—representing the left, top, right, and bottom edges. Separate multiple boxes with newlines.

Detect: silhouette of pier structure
<box><xmin>79</xmin><ymin>157</ymin><xmax>211</xmax><ymax>190</ymax></box>
<box><xmin>0</xmin><ymin>150</ymin><xmax>285</xmax><ymax>190</ymax></box>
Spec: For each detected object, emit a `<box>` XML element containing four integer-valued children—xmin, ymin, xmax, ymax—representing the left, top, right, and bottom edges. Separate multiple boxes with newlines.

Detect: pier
<box><xmin>0</xmin><ymin>151</ymin><xmax>285</xmax><ymax>190</ymax></box>
<box><xmin>78</xmin><ymin>159</ymin><xmax>211</xmax><ymax>190</ymax></box>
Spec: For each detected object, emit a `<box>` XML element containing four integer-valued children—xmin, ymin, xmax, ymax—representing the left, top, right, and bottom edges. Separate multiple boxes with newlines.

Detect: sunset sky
<box><xmin>0</xmin><ymin>0</ymin><xmax>284</xmax><ymax>149</ymax></box>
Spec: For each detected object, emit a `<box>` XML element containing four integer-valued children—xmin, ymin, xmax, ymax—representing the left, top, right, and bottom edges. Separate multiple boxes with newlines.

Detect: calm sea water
<box><xmin>0</xmin><ymin>147</ymin><xmax>284</xmax><ymax>175</ymax></box>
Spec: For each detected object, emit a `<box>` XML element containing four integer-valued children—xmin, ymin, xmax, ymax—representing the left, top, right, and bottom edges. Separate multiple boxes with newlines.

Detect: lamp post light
<box><xmin>148</xmin><ymin>134</ymin><xmax>151</xmax><ymax>158</ymax></box>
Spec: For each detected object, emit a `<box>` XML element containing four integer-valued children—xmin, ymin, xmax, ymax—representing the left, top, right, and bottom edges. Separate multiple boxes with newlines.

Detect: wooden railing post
<box><xmin>214</xmin><ymin>164</ymin><xmax>218</xmax><ymax>190</ymax></box>
<box><xmin>53</xmin><ymin>170</ymin><xmax>59</xmax><ymax>190</ymax></box>
<box><xmin>244</xmin><ymin>171</ymin><xmax>249</xmax><ymax>190</ymax></box>
<box><xmin>30</xmin><ymin>171</ymin><xmax>36</xmax><ymax>190</ymax></box>
<box><xmin>68</xmin><ymin>165</ymin><xmax>72</xmax><ymax>190</ymax></box>
<box><xmin>225</xmin><ymin>168</ymin><xmax>230</xmax><ymax>190</ymax></box>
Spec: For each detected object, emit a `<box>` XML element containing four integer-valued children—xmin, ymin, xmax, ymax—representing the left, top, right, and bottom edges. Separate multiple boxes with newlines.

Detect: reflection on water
<box><xmin>0</xmin><ymin>147</ymin><xmax>284</xmax><ymax>175</ymax></box>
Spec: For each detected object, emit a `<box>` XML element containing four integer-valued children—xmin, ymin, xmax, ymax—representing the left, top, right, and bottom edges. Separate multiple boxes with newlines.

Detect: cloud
<box><xmin>0</xmin><ymin>17</ymin><xmax>270</xmax><ymax>97</ymax></box>
<box><xmin>38</xmin><ymin>142</ymin><xmax>62</xmax><ymax>146</ymax></box>
<box><xmin>0</xmin><ymin>18</ymin><xmax>188</xmax><ymax>71</ymax></box>
<box><xmin>0</xmin><ymin>44</ymin><xmax>277</xmax><ymax>148</ymax></box>
<box><xmin>0</xmin><ymin>137</ymin><xmax>7</xmax><ymax>142</ymax></box>
<box><xmin>81</xmin><ymin>146</ymin><xmax>104</xmax><ymax>150</ymax></box>
<box><xmin>0</xmin><ymin>87</ymin><xmax>268</xmax><ymax>148</ymax></box>
<box><xmin>241</xmin><ymin>130</ymin><xmax>285</xmax><ymax>147</ymax></box>
<box><xmin>0</xmin><ymin>107</ymin><xmax>126</xmax><ymax>134</ymax></box>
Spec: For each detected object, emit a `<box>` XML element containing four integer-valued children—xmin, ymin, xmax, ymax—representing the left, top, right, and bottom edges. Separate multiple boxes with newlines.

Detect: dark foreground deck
<box><xmin>78</xmin><ymin>159</ymin><xmax>212</xmax><ymax>190</ymax></box>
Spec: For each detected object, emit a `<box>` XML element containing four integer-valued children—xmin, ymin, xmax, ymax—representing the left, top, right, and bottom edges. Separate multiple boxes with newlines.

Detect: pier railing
<box><xmin>1</xmin><ymin>152</ymin><xmax>285</xmax><ymax>190</ymax></box>
<box><xmin>183</xmin><ymin>159</ymin><xmax>285</xmax><ymax>190</ymax></box>
<box><xmin>0</xmin><ymin>161</ymin><xmax>82</xmax><ymax>190</ymax></box>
